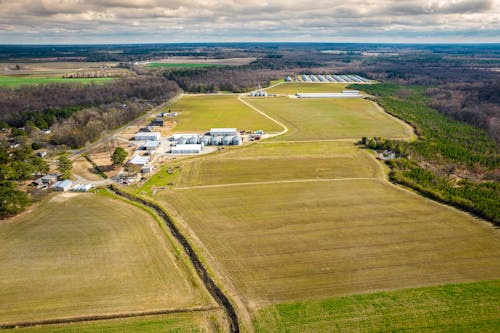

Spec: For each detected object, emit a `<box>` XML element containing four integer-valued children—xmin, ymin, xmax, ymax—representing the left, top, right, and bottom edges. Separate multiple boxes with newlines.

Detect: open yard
<box><xmin>157</xmin><ymin>178</ymin><xmax>500</xmax><ymax>306</ymax></box>
<box><xmin>0</xmin><ymin>192</ymin><xmax>214</xmax><ymax>325</ymax></box>
<box><xmin>166</xmin><ymin>95</ymin><xmax>283</xmax><ymax>133</ymax></box>
<box><xmin>265</xmin><ymin>82</ymin><xmax>348</xmax><ymax>94</ymax></box>
<box><xmin>254</xmin><ymin>280</ymin><xmax>500</xmax><ymax>333</ymax></box>
<box><xmin>244</xmin><ymin>97</ymin><xmax>412</xmax><ymax>141</ymax></box>
<box><xmin>174</xmin><ymin>142</ymin><xmax>382</xmax><ymax>187</ymax></box>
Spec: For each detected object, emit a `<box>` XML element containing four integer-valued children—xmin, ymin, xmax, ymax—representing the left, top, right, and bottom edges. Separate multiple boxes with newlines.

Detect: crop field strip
<box><xmin>264</xmin><ymin>82</ymin><xmax>348</xmax><ymax>94</ymax></box>
<box><xmin>1</xmin><ymin>309</ymin><xmax>226</xmax><ymax>333</ymax></box>
<box><xmin>175</xmin><ymin>141</ymin><xmax>383</xmax><ymax>188</ymax></box>
<box><xmin>166</xmin><ymin>94</ymin><xmax>283</xmax><ymax>133</ymax></box>
<box><xmin>253</xmin><ymin>280</ymin><xmax>500</xmax><ymax>333</ymax></box>
<box><xmin>0</xmin><ymin>76</ymin><xmax>114</xmax><ymax>88</ymax></box>
<box><xmin>157</xmin><ymin>178</ymin><xmax>500</xmax><ymax>306</ymax></box>
<box><xmin>243</xmin><ymin>96</ymin><xmax>412</xmax><ymax>141</ymax></box>
<box><xmin>0</xmin><ymin>192</ymin><xmax>214</xmax><ymax>325</ymax></box>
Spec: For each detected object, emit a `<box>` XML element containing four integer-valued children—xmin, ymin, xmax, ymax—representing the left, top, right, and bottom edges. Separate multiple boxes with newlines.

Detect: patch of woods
<box><xmin>0</xmin><ymin>140</ymin><xmax>74</xmax><ymax>218</ymax></box>
<box><xmin>160</xmin><ymin>58</ymin><xmax>321</xmax><ymax>93</ymax></box>
<box><xmin>0</xmin><ymin>76</ymin><xmax>179</xmax><ymax>148</ymax></box>
<box><xmin>355</xmin><ymin>84</ymin><xmax>499</xmax><ymax>225</ymax></box>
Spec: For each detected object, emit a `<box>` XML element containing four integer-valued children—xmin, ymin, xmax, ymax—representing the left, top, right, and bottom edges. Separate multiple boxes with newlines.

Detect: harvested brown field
<box><xmin>158</xmin><ymin>178</ymin><xmax>500</xmax><ymax>306</ymax></box>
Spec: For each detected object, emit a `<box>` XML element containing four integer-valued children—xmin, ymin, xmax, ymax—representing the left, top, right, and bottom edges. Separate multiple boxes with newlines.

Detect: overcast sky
<box><xmin>0</xmin><ymin>0</ymin><xmax>499</xmax><ymax>44</ymax></box>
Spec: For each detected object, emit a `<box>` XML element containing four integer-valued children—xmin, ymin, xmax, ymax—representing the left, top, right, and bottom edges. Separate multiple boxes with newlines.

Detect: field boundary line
<box><xmin>238</xmin><ymin>94</ymin><xmax>288</xmax><ymax>138</ymax></box>
<box><xmin>0</xmin><ymin>305</ymin><xmax>219</xmax><ymax>330</ymax></box>
<box><xmin>175</xmin><ymin>177</ymin><xmax>379</xmax><ymax>190</ymax></box>
<box><xmin>108</xmin><ymin>185</ymin><xmax>241</xmax><ymax>333</ymax></box>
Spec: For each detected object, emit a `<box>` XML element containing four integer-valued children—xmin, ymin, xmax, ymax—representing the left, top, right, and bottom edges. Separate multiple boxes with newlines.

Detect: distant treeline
<box><xmin>162</xmin><ymin>58</ymin><xmax>321</xmax><ymax>93</ymax></box>
<box><xmin>354</xmin><ymin>83</ymin><xmax>499</xmax><ymax>225</ymax></box>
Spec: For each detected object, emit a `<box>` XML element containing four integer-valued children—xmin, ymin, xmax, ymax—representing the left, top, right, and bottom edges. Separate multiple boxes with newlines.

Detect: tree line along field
<box><xmin>0</xmin><ymin>191</ymin><xmax>215</xmax><ymax>326</ymax></box>
<box><xmin>264</xmin><ymin>82</ymin><xmax>348</xmax><ymax>94</ymax></box>
<box><xmin>0</xmin><ymin>76</ymin><xmax>114</xmax><ymax>88</ymax></box>
<box><xmin>244</xmin><ymin>96</ymin><xmax>413</xmax><ymax>141</ymax></box>
<box><xmin>253</xmin><ymin>280</ymin><xmax>500</xmax><ymax>333</ymax></box>
<box><xmin>166</xmin><ymin>94</ymin><xmax>283</xmax><ymax>133</ymax></box>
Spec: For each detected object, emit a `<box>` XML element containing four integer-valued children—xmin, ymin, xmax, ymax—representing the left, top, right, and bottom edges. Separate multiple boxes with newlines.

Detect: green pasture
<box><xmin>168</xmin><ymin>95</ymin><xmax>283</xmax><ymax>133</ymax></box>
<box><xmin>254</xmin><ymin>280</ymin><xmax>500</xmax><ymax>333</ymax></box>
<box><xmin>0</xmin><ymin>76</ymin><xmax>114</xmax><ymax>88</ymax></box>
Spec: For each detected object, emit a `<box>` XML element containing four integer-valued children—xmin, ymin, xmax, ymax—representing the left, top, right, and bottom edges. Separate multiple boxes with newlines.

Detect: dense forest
<box><xmin>353</xmin><ymin>84</ymin><xmax>499</xmax><ymax>224</ymax></box>
<box><xmin>0</xmin><ymin>77</ymin><xmax>179</xmax><ymax>147</ymax></box>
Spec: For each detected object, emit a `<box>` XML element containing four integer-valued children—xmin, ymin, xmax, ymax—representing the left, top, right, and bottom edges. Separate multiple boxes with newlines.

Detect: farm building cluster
<box><xmin>32</xmin><ymin>175</ymin><xmax>93</xmax><ymax>192</ymax></box>
<box><xmin>295</xmin><ymin>74</ymin><xmax>371</xmax><ymax>83</ymax></box>
<box><xmin>170</xmin><ymin>128</ymin><xmax>243</xmax><ymax>152</ymax></box>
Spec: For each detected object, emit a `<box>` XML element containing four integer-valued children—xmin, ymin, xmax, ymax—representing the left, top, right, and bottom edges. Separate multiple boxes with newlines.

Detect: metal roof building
<box><xmin>135</xmin><ymin>132</ymin><xmax>161</xmax><ymax>141</ymax></box>
<box><xmin>171</xmin><ymin>144</ymin><xmax>203</xmax><ymax>154</ymax></box>
<box><xmin>210</xmin><ymin>128</ymin><xmax>238</xmax><ymax>137</ymax></box>
<box><xmin>296</xmin><ymin>91</ymin><xmax>361</xmax><ymax>98</ymax></box>
<box><xmin>129</xmin><ymin>155</ymin><xmax>150</xmax><ymax>165</ymax></box>
<box><xmin>172</xmin><ymin>133</ymin><xmax>198</xmax><ymax>141</ymax></box>
<box><xmin>140</xmin><ymin>141</ymin><xmax>160</xmax><ymax>150</ymax></box>
<box><xmin>53</xmin><ymin>180</ymin><xmax>72</xmax><ymax>192</ymax></box>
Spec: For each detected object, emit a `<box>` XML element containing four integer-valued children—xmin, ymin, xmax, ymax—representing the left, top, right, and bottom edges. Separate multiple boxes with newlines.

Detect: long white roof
<box><xmin>210</xmin><ymin>128</ymin><xmax>237</xmax><ymax>132</ymax></box>
<box><xmin>129</xmin><ymin>155</ymin><xmax>150</xmax><ymax>165</ymax></box>
<box><xmin>135</xmin><ymin>132</ymin><xmax>160</xmax><ymax>137</ymax></box>
<box><xmin>171</xmin><ymin>144</ymin><xmax>202</xmax><ymax>150</ymax></box>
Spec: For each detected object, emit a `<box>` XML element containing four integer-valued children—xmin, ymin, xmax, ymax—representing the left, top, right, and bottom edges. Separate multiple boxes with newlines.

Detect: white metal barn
<box><xmin>135</xmin><ymin>132</ymin><xmax>161</xmax><ymax>141</ymax></box>
<box><xmin>129</xmin><ymin>155</ymin><xmax>150</xmax><ymax>165</ymax></box>
<box><xmin>171</xmin><ymin>144</ymin><xmax>203</xmax><ymax>154</ymax></box>
<box><xmin>210</xmin><ymin>128</ymin><xmax>238</xmax><ymax>136</ymax></box>
<box><xmin>172</xmin><ymin>133</ymin><xmax>198</xmax><ymax>141</ymax></box>
<box><xmin>53</xmin><ymin>180</ymin><xmax>72</xmax><ymax>192</ymax></box>
<box><xmin>296</xmin><ymin>91</ymin><xmax>361</xmax><ymax>98</ymax></box>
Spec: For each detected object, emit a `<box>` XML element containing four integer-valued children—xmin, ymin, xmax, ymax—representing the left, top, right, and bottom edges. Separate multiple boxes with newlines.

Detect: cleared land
<box><xmin>175</xmin><ymin>142</ymin><xmax>382</xmax><ymax>187</ymax></box>
<box><xmin>244</xmin><ymin>97</ymin><xmax>412</xmax><ymax>141</ymax></box>
<box><xmin>158</xmin><ymin>178</ymin><xmax>500</xmax><ymax>305</ymax></box>
<box><xmin>0</xmin><ymin>76</ymin><xmax>114</xmax><ymax>88</ymax></box>
<box><xmin>254</xmin><ymin>280</ymin><xmax>500</xmax><ymax>333</ymax></box>
<box><xmin>0</xmin><ymin>192</ymin><xmax>213</xmax><ymax>325</ymax></box>
<box><xmin>265</xmin><ymin>82</ymin><xmax>348</xmax><ymax>94</ymax></box>
<box><xmin>167</xmin><ymin>95</ymin><xmax>283</xmax><ymax>133</ymax></box>
<box><xmin>3</xmin><ymin>311</ymin><xmax>226</xmax><ymax>333</ymax></box>
<box><xmin>146</xmin><ymin>63</ymin><xmax>223</xmax><ymax>69</ymax></box>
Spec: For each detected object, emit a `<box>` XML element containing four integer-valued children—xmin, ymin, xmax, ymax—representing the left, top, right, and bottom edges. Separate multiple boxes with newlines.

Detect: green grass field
<box><xmin>266</xmin><ymin>82</ymin><xmax>348</xmax><ymax>94</ymax></box>
<box><xmin>244</xmin><ymin>97</ymin><xmax>412</xmax><ymax>141</ymax></box>
<box><xmin>174</xmin><ymin>142</ymin><xmax>382</xmax><ymax>187</ymax></box>
<box><xmin>168</xmin><ymin>95</ymin><xmax>283</xmax><ymax>133</ymax></box>
<box><xmin>158</xmin><ymin>179</ymin><xmax>500</xmax><ymax>304</ymax></box>
<box><xmin>3</xmin><ymin>311</ymin><xmax>226</xmax><ymax>333</ymax></box>
<box><xmin>146</xmin><ymin>63</ymin><xmax>224</xmax><ymax>69</ymax></box>
<box><xmin>254</xmin><ymin>280</ymin><xmax>500</xmax><ymax>333</ymax></box>
<box><xmin>0</xmin><ymin>76</ymin><xmax>114</xmax><ymax>88</ymax></box>
<box><xmin>0</xmin><ymin>192</ymin><xmax>213</xmax><ymax>325</ymax></box>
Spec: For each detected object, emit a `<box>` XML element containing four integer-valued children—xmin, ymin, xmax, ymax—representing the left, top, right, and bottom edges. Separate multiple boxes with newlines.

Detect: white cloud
<box><xmin>0</xmin><ymin>0</ymin><xmax>498</xmax><ymax>43</ymax></box>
